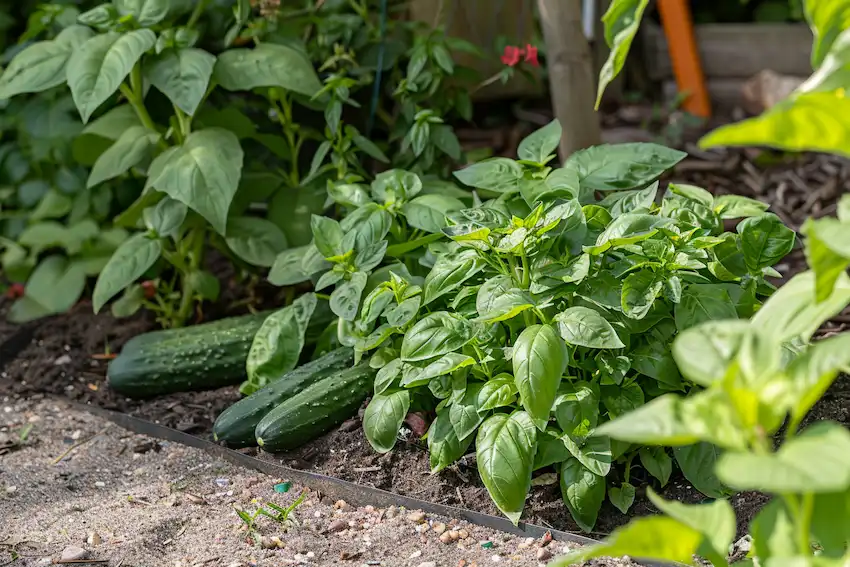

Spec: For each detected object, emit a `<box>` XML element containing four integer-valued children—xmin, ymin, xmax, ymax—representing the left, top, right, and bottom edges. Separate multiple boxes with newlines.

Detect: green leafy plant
<box><xmin>552</xmin><ymin>200</ymin><xmax>850</xmax><ymax>567</ymax></box>
<box><xmin>343</xmin><ymin>120</ymin><xmax>794</xmax><ymax>530</ymax></box>
<box><xmin>234</xmin><ymin>489</ymin><xmax>307</xmax><ymax>547</ymax></box>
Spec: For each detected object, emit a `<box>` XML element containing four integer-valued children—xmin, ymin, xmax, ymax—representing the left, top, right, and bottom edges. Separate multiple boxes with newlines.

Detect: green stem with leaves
<box><xmin>175</xmin><ymin>228</ymin><xmax>205</xmax><ymax>327</ymax></box>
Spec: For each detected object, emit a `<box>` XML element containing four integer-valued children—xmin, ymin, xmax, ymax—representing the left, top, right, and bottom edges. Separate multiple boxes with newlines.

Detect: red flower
<box><xmin>141</xmin><ymin>280</ymin><xmax>156</xmax><ymax>299</ymax></box>
<box><xmin>5</xmin><ymin>283</ymin><xmax>24</xmax><ymax>299</ymax></box>
<box><xmin>524</xmin><ymin>44</ymin><xmax>539</xmax><ymax>67</ymax></box>
<box><xmin>501</xmin><ymin>45</ymin><xmax>522</xmax><ymax>67</ymax></box>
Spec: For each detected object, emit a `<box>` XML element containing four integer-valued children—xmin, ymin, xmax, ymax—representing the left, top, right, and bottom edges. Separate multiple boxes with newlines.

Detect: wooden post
<box><xmin>536</xmin><ymin>0</ymin><xmax>602</xmax><ymax>161</ymax></box>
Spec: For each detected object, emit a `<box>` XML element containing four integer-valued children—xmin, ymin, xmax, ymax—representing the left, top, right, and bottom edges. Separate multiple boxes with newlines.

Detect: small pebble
<box><xmin>385</xmin><ymin>506</ymin><xmax>398</xmax><ymax>519</ymax></box>
<box><xmin>440</xmin><ymin>532</ymin><xmax>453</xmax><ymax>544</ymax></box>
<box><xmin>86</xmin><ymin>532</ymin><xmax>102</xmax><ymax>546</ymax></box>
<box><xmin>328</xmin><ymin>519</ymin><xmax>347</xmax><ymax>533</ymax></box>
<box><xmin>364</xmin><ymin>505</ymin><xmax>375</xmax><ymax>513</ymax></box>
<box><xmin>61</xmin><ymin>546</ymin><xmax>87</xmax><ymax>561</ymax></box>
<box><xmin>537</xmin><ymin>548</ymin><xmax>553</xmax><ymax>561</ymax></box>
<box><xmin>409</xmin><ymin>550</ymin><xmax>422</xmax><ymax>559</ymax></box>
<box><xmin>306</xmin><ymin>552</ymin><xmax>314</xmax><ymax>559</ymax></box>
<box><xmin>5</xmin><ymin>486</ymin><xmax>16</xmax><ymax>494</ymax></box>
<box><xmin>491</xmin><ymin>555</ymin><xmax>501</xmax><ymax>563</ymax></box>
<box><xmin>185</xmin><ymin>494</ymin><xmax>205</xmax><ymax>505</ymax></box>
<box><xmin>334</xmin><ymin>499</ymin><xmax>350</xmax><ymax>510</ymax></box>
<box><xmin>458</xmin><ymin>529</ymin><xmax>469</xmax><ymax>540</ymax></box>
<box><xmin>407</xmin><ymin>511</ymin><xmax>426</xmax><ymax>523</ymax></box>
<box><xmin>417</xmin><ymin>562</ymin><xmax>437</xmax><ymax>567</ymax></box>
<box><xmin>94</xmin><ymin>481</ymin><xmax>106</xmax><ymax>488</ymax></box>
<box><xmin>448</xmin><ymin>530</ymin><xmax>460</xmax><ymax>541</ymax></box>
<box><xmin>432</xmin><ymin>522</ymin><xmax>446</xmax><ymax>535</ymax></box>
<box><xmin>415</xmin><ymin>523</ymin><xmax>430</xmax><ymax>533</ymax></box>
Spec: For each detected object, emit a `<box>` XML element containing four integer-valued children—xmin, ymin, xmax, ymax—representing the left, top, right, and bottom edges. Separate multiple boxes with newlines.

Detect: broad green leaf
<box><xmin>559</xmin><ymin>458</ymin><xmax>606</xmax><ymax>533</ymax></box>
<box><xmin>406</xmin><ymin>353</ymin><xmax>476</xmax><ymax>387</ymax></box>
<box><xmin>699</xmin><ymin>92</ymin><xmax>850</xmax><ymax>159</ymax></box>
<box><xmin>428</xmin><ymin>411</ymin><xmax>474</xmax><ymax>473</ymax></box>
<box><xmin>477</xmin><ymin>412</ymin><xmax>537</xmax><ymax>524</ymax></box>
<box><xmin>669</xmin><ymin>182</ymin><xmax>714</xmax><ymax>207</ymax></box>
<box><xmin>714</xmin><ymin>194</ymin><xmax>769</xmax><ymax>219</ymax></box>
<box><xmin>114</xmin><ymin>0</ymin><xmax>170</xmax><ymax>26</ymax></box>
<box><xmin>737</xmin><ymin>213</ymin><xmax>795</xmax><ymax>271</ymax></box>
<box><xmin>340</xmin><ymin>203</ymin><xmax>392</xmax><ymax>249</ymax></box>
<box><xmin>327</xmin><ymin>183</ymin><xmax>370</xmax><ymax>208</ymax></box>
<box><xmin>750</xmin><ymin>500</ymin><xmax>797</xmax><ymax>562</ymax></box>
<box><xmin>430</xmin><ymin>124</ymin><xmax>462</xmax><ymax>160</ymax></box>
<box><xmin>554</xmin><ymin>381</ymin><xmax>600</xmax><ymax>439</ymax></box>
<box><xmin>310</xmin><ymin>215</ymin><xmax>345</xmax><ymax>258</ymax></box>
<box><xmin>146</xmin><ymin>47</ymin><xmax>215</xmax><ymax>116</ymax></box>
<box><xmin>522</xmin><ymin>169</ymin><xmax>580</xmax><ymax>205</ymax></box>
<box><xmin>785</xmin><ymin>333</ymin><xmax>850</xmax><ymax>424</ymax></box>
<box><xmin>0</xmin><ymin>27</ymin><xmax>93</xmax><ymax>98</ymax></box>
<box><xmin>243</xmin><ymin>293</ymin><xmax>316</xmax><ymax>394</ymax></box>
<box><xmin>674</xmin><ymin>283</ymin><xmax>739</xmax><ymax>332</ymax></box>
<box><xmin>598</xmin><ymin>181</ymin><xmax>658</xmax><ymax>217</ymax></box>
<box><xmin>225</xmin><ymin>217</ymin><xmax>288</xmax><ymax>267</ymax></box>
<box><xmin>565</xmin><ymin>143</ymin><xmax>686</xmax><ymax>191</ymax></box>
<box><xmin>30</xmin><ymin>190</ymin><xmax>72</xmax><ymax>221</ymax></box>
<box><xmin>81</xmin><ymin>104</ymin><xmax>141</xmax><ymax>140</ymax></box>
<box><xmin>401</xmin><ymin>311</ymin><xmax>474</xmax><ymax>362</ymax></box>
<box><xmin>674</xmin><ymin>443</ymin><xmax>731</xmax><ymax>498</ymax></box>
<box><xmin>67</xmin><ymin>30</ymin><xmax>156</xmax><ymax>123</ymax></box>
<box><xmin>92</xmin><ymin>234</ymin><xmax>162</xmax><ymax>312</ymax></box>
<box><xmin>360</xmin><ymin>287</ymin><xmax>394</xmax><ymax>326</ymax></box>
<box><xmin>146</xmin><ymin>128</ymin><xmax>244</xmax><ymax>235</ymax></box>
<box><xmin>595</xmin><ymin>0</ymin><xmax>651</xmax><ymax>108</ymax></box>
<box><xmin>449</xmin><ymin>382</ymin><xmax>485</xmax><ymax>440</ymax></box>
<box><xmin>594</xmin><ymin>395</ymin><xmax>698</xmax><ymax>445</ymax></box>
<box><xmin>518</xmin><ymin>119</ymin><xmax>561</xmax><ymax>163</ymax></box>
<box><xmin>371</xmin><ymin>169</ymin><xmax>422</xmax><ymax>204</ymax></box>
<box><xmin>477</xmin><ymin>374</ymin><xmax>518</xmax><ymax>412</ymax></box>
<box><xmin>647</xmin><ymin>488</ymin><xmax>735</xmax><ymax>564</ymax></box>
<box><xmin>561</xmin><ymin>434</ymin><xmax>612</xmax><ymax>477</ymax></box>
<box><xmin>609</xmin><ymin>482</ymin><xmax>635</xmax><ymax>514</ymax></box>
<box><xmin>453</xmin><ymin>158</ymin><xmax>524</xmax><ymax>193</ymax></box>
<box><xmin>268</xmin><ymin>246</ymin><xmax>314</xmax><ymax>286</ymax></box>
<box><xmin>716</xmin><ymin>422</ymin><xmax>850</xmax><ymax>493</ymax></box>
<box><xmin>384</xmin><ymin>296</ymin><xmax>421</xmax><ymax>327</ymax></box>
<box><xmin>475</xmin><ymin>275</ymin><xmax>513</xmax><ymax>315</ymax></box>
<box><xmin>630</xmin><ymin>341</ymin><xmax>683</xmax><ymax>389</ymax></box>
<box><xmin>639</xmin><ymin>447</ymin><xmax>672</xmax><ymax>486</ymax></box>
<box><xmin>214</xmin><ymin>43</ymin><xmax>322</xmax><ymax>96</ymax></box>
<box><xmin>584</xmin><ymin>213</ymin><xmax>673</xmax><ymax>255</ymax></box>
<box><xmin>621</xmin><ymin>269</ymin><xmax>663</xmax><ymax>319</ymax></box>
<box><xmin>476</xmin><ymin>289</ymin><xmax>535</xmax><ymax>323</ymax></box>
<box><xmin>423</xmin><ymin>252</ymin><xmax>485</xmax><ymax>304</ymax></box>
<box><xmin>812</xmin><ymin>489</ymin><xmax>850</xmax><ymax>557</ymax></box>
<box><xmin>330</xmin><ymin>271</ymin><xmax>368</xmax><ymax>321</ymax></box>
<box><xmin>554</xmin><ymin>516</ymin><xmax>702</xmax><ymax>566</ymax></box>
<box><xmin>374</xmin><ymin>358</ymin><xmax>402</xmax><ymax>395</ymax></box>
<box><xmin>87</xmin><ymin>126</ymin><xmax>160</xmax><ymax>188</ymax></box>
<box><xmin>143</xmin><ymin>197</ymin><xmax>187</xmax><ymax>238</ymax></box>
<box><xmin>673</xmin><ymin>320</ymin><xmax>752</xmax><ymax>385</ymax></box>
<box><xmin>805</xmin><ymin>0</ymin><xmax>850</xmax><ymax>67</ymax></box>
<box><xmin>534</xmin><ymin>430</ymin><xmax>573</xmax><ymax>470</ymax></box>
<box><xmin>752</xmin><ymin>270</ymin><xmax>850</xmax><ymax>342</ymax></box>
<box><xmin>363</xmin><ymin>389</ymin><xmax>410</xmax><ymax>453</ymax></box>
<box><xmin>802</xmin><ymin>217</ymin><xmax>850</xmax><ymax>301</ymax></box>
<box><xmin>403</xmin><ymin>194</ymin><xmax>465</xmax><ymax>234</ymax></box>
<box><xmin>555</xmin><ymin>306</ymin><xmax>624</xmax><ymax>348</ymax></box>
<box><xmin>513</xmin><ymin>324</ymin><xmax>568</xmax><ymax>429</ymax></box>
<box><xmin>19</xmin><ymin>256</ymin><xmax>86</xmax><ymax>317</ymax></box>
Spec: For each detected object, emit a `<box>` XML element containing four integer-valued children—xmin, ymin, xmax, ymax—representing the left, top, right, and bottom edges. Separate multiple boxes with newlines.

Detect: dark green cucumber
<box><xmin>107</xmin><ymin>305</ymin><xmax>337</xmax><ymax>399</ymax></box>
<box><xmin>212</xmin><ymin>348</ymin><xmax>354</xmax><ymax>448</ymax></box>
<box><xmin>255</xmin><ymin>363</ymin><xmax>376</xmax><ymax>452</ymax></box>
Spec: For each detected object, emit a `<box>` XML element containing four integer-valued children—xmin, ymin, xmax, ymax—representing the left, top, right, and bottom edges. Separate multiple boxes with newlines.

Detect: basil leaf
<box><xmin>560</xmin><ymin>457</ymin><xmax>606</xmax><ymax>532</ymax></box>
<box><xmin>363</xmin><ymin>389</ymin><xmax>410</xmax><ymax>453</ymax></box>
<box><xmin>513</xmin><ymin>324</ymin><xmax>568</xmax><ymax>429</ymax></box>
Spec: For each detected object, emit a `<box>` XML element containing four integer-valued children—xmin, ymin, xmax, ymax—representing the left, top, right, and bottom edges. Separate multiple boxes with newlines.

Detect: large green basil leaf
<box><xmin>401</xmin><ymin>311</ymin><xmax>474</xmax><ymax>361</ymax></box>
<box><xmin>88</xmin><ymin>126</ymin><xmax>160</xmax><ymax>188</ymax></box>
<box><xmin>360</xmin><ymin>287</ymin><xmax>394</xmax><ymax>326</ymax></box>
<box><xmin>534</xmin><ymin>430</ymin><xmax>573</xmax><ymax>470</ymax></box>
<box><xmin>146</xmin><ymin>47</ymin><xmax>215</xmax><ymax>116</ymax></box>
<box><xmin>423</xmin><ymin>251</ymin><xmax>485</xmax><ymax>304</ymax></box>
<box><xmin>750</xmin><ymin>499</ymin><xmax>797</xmax><ymax>562</ymax></box>
<box><xmin>639</xmin><ymin>447</ymin><xmax>672</xmax><ymax>486</ymax></box>
<box><xmin>476</xmin><ymin>289</ymin><xmax>535</xmax><ymax>323</ymax></box>
<box><xmin>371</xmin><ymin>169</ymin><xmax>422</xmax><ymax>203</ymax></box>
<box><xmin>268</xmin><ymin>245</ymin><xmax>315</xmax><ymax>286</ymax></box>
<box><xmin>146</xmin><ymin>128</ymin><xmax>243</xmax><ymax>235</ymax></box>
<box><xmin>598</xmin><ymin>182</ymin><xmax>658</xmax><ymax>217</ymax></box>
<box><xmin>714</xmin><ymin>194</ymin><xmax>769</xmax><ymax>219</ymax></box>
<box><xmin>561</xmin><ymin>434</ymin><xmax>612</xmax><ymax>477</ymax></box>
<box><xmin>374</xmin><ymin>358</ymin><xmax>402</xmax><ymax>395</ymax></box>
<box><xmin>363</xmin><ymin>389</ymin><xmax>410</xmax><ymax>453</ymax></box>
<box><xmin>475</xmin><ymin>275</ymin><xmax>512</xmax><ymax>314</ymax></box>
<box><xmin>384</xmin><ymin>296</ymin><xmax>421</xmax><ymax>327</ymax></box>
<box><xmin>560</xmin><ymin>457</ymin><xmax>606</xmax><ymax>532</ymax></box>
<box><xmin>477</xmin><ymin>374</ymin><xmax>518</xmax><ymax>412</ymax></box>
<box><xmin>674</xmin><ymin>283</ymin><xmax>738</xmax><ymax>332</ymax></box>
<box><xmin>805</xmin><ymin>0</ymin><xmax>850</xmax><ymax>68</ymax></box>
<box><xmin>737</xmin><ymin>213</ymin><xmax>795</xmax><ymax>271</ymax></box>
<box><xmin>225</xmin><ymin>217</ymin><xmax>288</xmax><ymax>267</ymax></box>
<box><xmin>330</xmin><ymin>271</ymin><xmax>368</xmax><ymax>321</ymax></box>
<box><xmin>811</xmin><ymin>489</ymin><xmax>850</xmax><ymax>558</ymax></box>
<box><xmin>595</xmin><ymin>0</ymin><xmax>651</xmax><ymax>107</ymax></box>
<box><xmin>403</xmin><ymin>194</ymin><xmax>465</xmax><ymax>234</ymax></box>
<box><xmin>518</xmin><ymin>119</ymin><xmax>561</xmax><ymax>164</ymax></box>
<box><xmin>565</xmin><ymin>143</ymin><xmax>686</xmax><ymax>191</ymax></box>
<box><xmin>92</xmin><ymin>233</ymin><xmax>162</xmax><ymax>313</ymax></box>
<box><xmin>243</xmin><ymin>293</ymin><xmax>316</xmax><ymax>394</ymax></box>
<box><xmin>340</xmin><ymin>203</ymin><xmax>392</xmax><ymax>249</ymax></box>
<box><xmin>555</xmin><ymin>306</ymin><xmax>624</xmax><ymax>348</ymax></box>
<box><xmin>476</xmin><ymin>411</ymin><xmax>537</xmax><ymax>524</ymax></box>
<box><xmin>449</xmin><ymin>381</ymin><xmax>485</xmax><ymax>439</ymax></box>
<box><xmin>609</xmin><ymin>482</ymin><xmax>636</xmax><ymax>514</ymax></box>
<box><xmin>584</xmin><ymin>213</ymin><xmax>673</xmax><ymax>255</ymax></box>
<box><xmin>785</xmin><ymin>333</ymin><xmax>850</xmax><ymax>426</ymax></box>
<box><xmin>410</xmin><ymin>353</ymin><xmax>476</xmax><ymax>388</ymax></box>
<box><xmin>453</xmin><ymin>158</ymin><xmax>524</xmax><ymax>193</ymax></box>
<box><xmin>630</xmin><ymin>341</ymin><xmax>683</xmax><ymax>389</ymax></box>
<box><xmin>0</xmin><ymin>26</ymin><xmax>93</xmax><ymax>98</ymax></box>
<box><xmin>11</xmin><ymin>255</ymin><xmax>86</xmax><ymax>321</ymax></box>
<box><xmin>428</xmin><ymin>411</ymin><xmax>474</xmax><ymax>473</ymax></box>
<box><xmin>673</xmin><ymin>443</ymin><xmax>731</xmax><ymax>498</ymax></box>
<box><xmin>143</xmin><ymin>196</ymin><xmax>187</xmax><ymax>238</ymax></box>
<box><xmin>716</xmin><ymin>422</ymin><xmax>850</xmax><ymax>494</ymax></box>
<box><xmin>67</xmin><ymin>30</ymin><xmax>156</xmax><ymax>122</ymax></box>
<box><xmin>214</xmin><ymin>42</ymin><xmax>321</xmax><ymax>97</ymax></box>
<box><xmin>803</xmin><ymin>217</ymin><xmax>850</xmax><ymax>302</ymax></box>
<box><xmin>554</xmin><ymin>381</ymin><xmax>600</xmax><ymax>439</ymax></box>
<box><xmin>621</xmin><ymin>269</ymin><xmax>663</xmax><ymax>320</ymax></box>
<box><xmin>513</xmin><ymin>324</ymin><xmax>568</xmax><ymax>429</ymax></box>
<box><xmin>114</xmin><ymin>0</ymin><xmax>171</xmax><ymax>26</ymax></box>
<box><xmin>672</xmin><ymin>320</ymin><xmax>751</xmax><ymax>386</ymax></box>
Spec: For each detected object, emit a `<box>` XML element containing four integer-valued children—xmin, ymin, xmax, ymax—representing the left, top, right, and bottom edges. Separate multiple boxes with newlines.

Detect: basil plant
<box><xmin>345</xmin><ymin>120</ymin><xmax>795</xmax><ymax>530</ymax></box>
<box><xmin>554</xmin><ymin>202</ymin><xmax>850</xmax><ymax>566</ymax></box>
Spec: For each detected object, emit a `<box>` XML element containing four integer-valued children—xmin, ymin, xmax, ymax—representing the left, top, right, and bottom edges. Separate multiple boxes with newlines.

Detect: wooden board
<box><xmin>644</xmin><ymin>21</ymin><xmax>813</xmax><ymax>80</ymax></box>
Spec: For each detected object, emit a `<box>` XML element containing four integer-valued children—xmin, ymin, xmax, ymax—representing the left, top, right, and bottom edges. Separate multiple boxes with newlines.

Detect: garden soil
<box><xmin>2</xmin><ymin>148</ymin><xmax>850</xmax><ymax>558</ymax></box>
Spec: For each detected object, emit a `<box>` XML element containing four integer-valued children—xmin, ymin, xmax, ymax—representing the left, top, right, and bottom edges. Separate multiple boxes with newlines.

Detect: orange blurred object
<box><xmin>657</xmin><ymin>0</ymin><xmax>711</xmax><ymax>118</ymax></box>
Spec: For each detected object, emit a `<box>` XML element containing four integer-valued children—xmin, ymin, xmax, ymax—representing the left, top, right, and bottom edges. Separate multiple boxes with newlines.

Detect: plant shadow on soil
<box><xmin>3</xmin><ymin>288</ymin><xmax>850</xmax><ymax>540</ymax></box>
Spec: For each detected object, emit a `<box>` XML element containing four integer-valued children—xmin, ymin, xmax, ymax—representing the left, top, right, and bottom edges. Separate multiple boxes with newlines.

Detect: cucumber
<box><xmin>255</xmin><ymin>363</ymin><xmax>376</xmax><ymax>452</ymax></box>
<box><xmin>212</xmin><ymin>348</ymin><xmax>353</xmax><ymax>448</ymax></box>
<box><xmin>107</xmin><ymin>306</ymin><xmax>336</xmax><ymax>399</ymax></box>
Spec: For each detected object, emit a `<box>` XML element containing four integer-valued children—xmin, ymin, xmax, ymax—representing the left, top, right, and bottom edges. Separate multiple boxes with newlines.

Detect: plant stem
<box><xmin>186</xmin><ymin>0</ymin><xmax>208</xmax><ymax>29</ymax></box>
<box><xmin>798</xmin><ymin>493</ymin><xmax>814</xmax><ymax>555</ymax></box>
<box><xmin>173</xmin><ymin>104</ymin><xmax>191</xmax><ymax>139</ymax></box>
<box><xmin>175</xmin><ymin>228</ymin><xmax>205</xmax><ymax>327</ymax></box>
<box><xmin>520</xmin><ymin>246</ymin><xmax>530</xmax><ymax>290</ymax></box>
